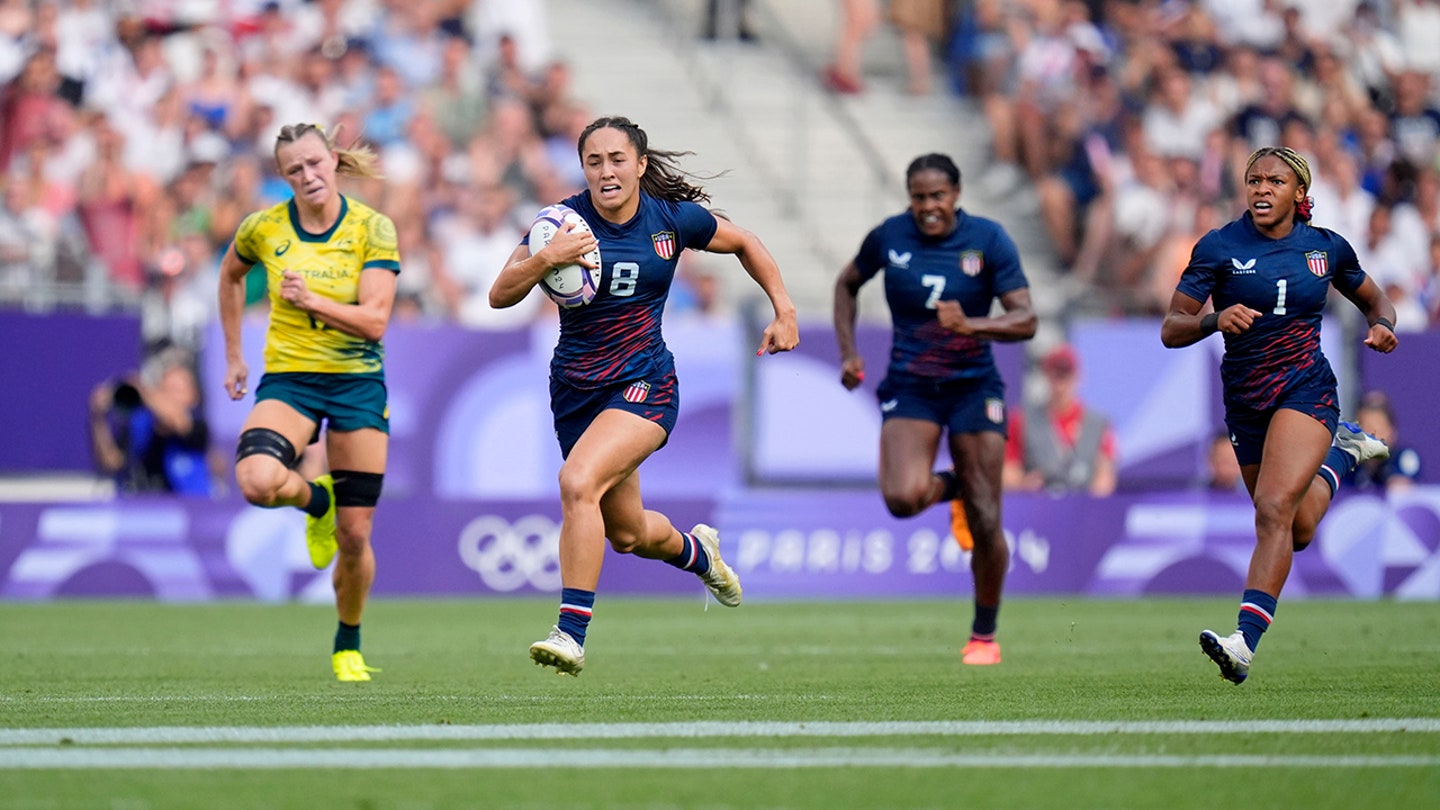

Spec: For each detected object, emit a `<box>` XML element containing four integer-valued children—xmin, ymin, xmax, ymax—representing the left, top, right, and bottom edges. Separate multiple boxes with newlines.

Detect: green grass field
<box><xmin>2</xmin><ymin>597</ymin><xmax>1437</xmax><ymax>809</ymax></box>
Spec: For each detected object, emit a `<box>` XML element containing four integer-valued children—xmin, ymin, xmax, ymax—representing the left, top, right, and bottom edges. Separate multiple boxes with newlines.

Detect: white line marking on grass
<box><xmin>0</xmin><ymin>693</ymin><xmax>834</xmax><ymax>704</ymax></box>
<box><xmin>1</xmin><ymin>747</ymin><xmax>1437</xmax><ymax>770</ymax></box>
<box><xmin>3</xmin><ymin>719</ymin><xmax>1438</xmax><ymax>745</ymax></box>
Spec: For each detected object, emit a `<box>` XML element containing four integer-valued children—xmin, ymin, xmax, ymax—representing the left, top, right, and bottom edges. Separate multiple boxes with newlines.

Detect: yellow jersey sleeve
<box><xmin>241</xmin><ymin>197</ymin><xmax>402</xmax><ymax>375</ymax></box>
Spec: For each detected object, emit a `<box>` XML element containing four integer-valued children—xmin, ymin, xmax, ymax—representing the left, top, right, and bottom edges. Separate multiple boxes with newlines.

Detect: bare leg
<box><xmin>951</xmin><ymin>431</ymin><xmax>1007</xmax><ymax>606</ymax></box>
<box><xmin>1245</xmin><ymin>410</ymin><xmax>1331</xmax><ymax>596</ymax></box>
<box><xmin>326</xmin><ymin>428</ymin><xmax>388</xmax><ymax>627</ymax></box>
<box><xmin>877</xmin><ymin>418</ymin><xmax>947</xmax><ymax>517</ymax></box>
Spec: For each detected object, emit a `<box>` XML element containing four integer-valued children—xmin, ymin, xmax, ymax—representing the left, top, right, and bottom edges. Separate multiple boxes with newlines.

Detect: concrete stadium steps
<box><xmin>549</xmin><ymin>0</ymin><xmax>1063</xmax><ymax>324</ymax></box>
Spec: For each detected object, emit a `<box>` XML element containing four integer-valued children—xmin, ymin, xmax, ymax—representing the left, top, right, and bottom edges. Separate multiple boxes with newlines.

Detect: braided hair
<box><xmin>274</xmin><ymin>122</ymin><xmax>384</xmax><ymax>179</ymax></box>
<box><xmin>578</xmin><ymin>116</ymin><xmax>715</xmax><ymax>205</ymax></box>
<box><xmin>1245</xmin><ymin>146</ymin><xmax>1312</xmax><ymax>222</ymax></box>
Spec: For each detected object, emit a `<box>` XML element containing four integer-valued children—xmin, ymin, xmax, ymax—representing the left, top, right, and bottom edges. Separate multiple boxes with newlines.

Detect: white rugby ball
<box><xmin>529</xmin><ymin>204</ymin><xmax>602</xmax><ymax>308</ymax></box>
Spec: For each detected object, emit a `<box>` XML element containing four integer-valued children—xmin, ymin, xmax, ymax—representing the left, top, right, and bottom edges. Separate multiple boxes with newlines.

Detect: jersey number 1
<box><xmin>1273</xmin><ymin>279</ymin><xmax>1287</xmax><ymax>315</ymax></box>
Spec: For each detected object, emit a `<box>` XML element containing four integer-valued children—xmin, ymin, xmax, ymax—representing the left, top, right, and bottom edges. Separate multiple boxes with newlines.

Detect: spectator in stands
<box><xmin>421</xmin><ymin>33</ymin><xmax>487</xmax><ymax>151</ymax></box>
<box><xmin>433</xmin><ymin>182</ymin><xmax>537</xmax><ymax>328</ymax></box>
<box><xmin>1387</xmin><ymin>70</ymin><xmax>1440</xmax><ymax>170</ymax></box>
<box><xmin>1229</xmin><ymin>55</ymin><xmax>1309</xmax><ymax>157</ymax></box>
<box><xmin>822</xmin><ymin>0</ymin><xmax>880</xmax><ymax>94</ymax></box>
<box><xmin>701</xmin><ymin>0</ymin><xmax>757</xmax><ymax>41</ymax></box>
<box><xmin>1307</xmin><ymin>147</ymin><xmax>1374</xmax><ymax>243</ymax></box>
<box><xmin>0</xmin><ymin>48</ymin><xmax>71</xmax><ymax>172</ymax></box>
<box><xmin>822</xmin><ymin>0</ymin><xmax>948</xmax><ymax>96</ymax></box>
<box><xmin>1346</xmin><ymin>390</ymin><xmax>1422</xmax><ymax>493</ymax></box>
<box><xmin>1003</xmin><ymin>343</ymin><xmax>1117</xmax><ymax>496</ymax></box>
<box><xmin>88</xmin><ymin>346</ymin><xmax>213</xmax><ymax>496</ymax></box>
<box><xmin>361</xmin><ymin>64</ymin><xmax>414</xmax><ymax>147</ymax></box>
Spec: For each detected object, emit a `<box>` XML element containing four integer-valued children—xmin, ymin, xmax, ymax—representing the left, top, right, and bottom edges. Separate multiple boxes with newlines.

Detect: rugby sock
<box><xmin>972</xmin><ymin>601</ymin><xmax>999</xmax><ymax>641</ymax></box>
<box><xmin>1316</xmin><ymin>446</ymin><xmax>1356</xmax><ymax>497</ymax></box>
<box><xmin>334</xmin><ymin>621</ymin><xmax>360</xmax><ymax>653</ymax></box>
<box><xmin>303</xmin><ymin>481</ymin><xmax>331</xmax><ymax>518</ymax></box>
<box><xmin>936</xmin><ymin>470</ymin><xmax>961</xmax><ymax>502</ymax></box>
<box><xmin>664</xmin><ymin>532</ymin><xmax>712</xmax><ymax>575</ymax></box>
<box><xmin>1236</xmin><ymin>589</ymin><xmax>1276</xmax><ymax>652</ymax></box>
<box><xmin>557</xmin><ymin>588</ymin><xmax>595</xmax><ymax>646</ymax></box>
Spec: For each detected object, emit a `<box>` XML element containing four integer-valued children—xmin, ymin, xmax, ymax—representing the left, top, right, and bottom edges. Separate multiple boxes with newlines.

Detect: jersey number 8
<box><xmin>611</xmin><ymin>261</ymin><xmax>640</xmax><ymax>297</ymax></box>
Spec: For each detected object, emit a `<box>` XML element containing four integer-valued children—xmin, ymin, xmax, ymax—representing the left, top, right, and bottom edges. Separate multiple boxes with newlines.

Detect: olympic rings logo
<box><xmin>457</xmin><ymin>515</ymin><xmax>562</xmax><ymax>592</ymax></box>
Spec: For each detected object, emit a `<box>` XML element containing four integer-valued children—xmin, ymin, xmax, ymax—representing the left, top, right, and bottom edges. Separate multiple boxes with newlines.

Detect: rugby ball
<box><xmin>529</xmin><ymin>204</ymin><xmax>602</xmax><ymax>308</ymax></box>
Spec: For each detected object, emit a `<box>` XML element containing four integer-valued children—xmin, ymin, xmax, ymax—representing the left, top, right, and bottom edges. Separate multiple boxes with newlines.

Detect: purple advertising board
<box><xmin>1360</xmin><ymin>329</ymin><xmax>1438</xmax><ymax>485</ymax></box>
<box><xmin>5</xmin><ymin>487</ymin><xmax>1438</xmax><ymax>601</ymax></box>
<box><xmin>0</xmin><ymin>312</ymin><xmax>143</xmax><ymax>472</ymax></box>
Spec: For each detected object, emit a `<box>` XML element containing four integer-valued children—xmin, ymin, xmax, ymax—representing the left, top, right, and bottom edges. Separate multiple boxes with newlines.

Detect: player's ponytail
<box><xmin>579</xmin><ymin>116</ymin><xmax>716</xmax><ymax>205</ymax></box>
<box><xmin>274</xmin><ymin>122</ymin><xmax>384</xmax><ymax>180</ymax></box>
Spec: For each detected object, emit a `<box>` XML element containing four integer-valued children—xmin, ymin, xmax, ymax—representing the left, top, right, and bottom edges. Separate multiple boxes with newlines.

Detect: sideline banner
<box><xmin>4</xmin><ymin>488</ymin><xmax>1437</xmax><ymax>601</ymax></box>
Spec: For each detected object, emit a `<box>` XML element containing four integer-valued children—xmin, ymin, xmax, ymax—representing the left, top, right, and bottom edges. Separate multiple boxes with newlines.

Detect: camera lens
<box><xmin>112</xmin><ymin>382</ymin><xmax>142</xmax><ymax>409</ymax></box>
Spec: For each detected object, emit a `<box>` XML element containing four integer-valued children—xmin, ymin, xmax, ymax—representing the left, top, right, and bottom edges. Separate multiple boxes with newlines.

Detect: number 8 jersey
<box><xmin>1176</xmin><ymin>212</ymin><xmax>1368</xmax><ymax>411</ymax></box>
<box><xmin>536</xmin><ymin>191</ymin><xmax>718</xmax><ymax>389</ymax></box>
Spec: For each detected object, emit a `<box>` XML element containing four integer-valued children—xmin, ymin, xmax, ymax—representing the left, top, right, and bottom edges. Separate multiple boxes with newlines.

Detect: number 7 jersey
<box><xmin>1176</xmin><ymin>213</ymin><xmax>1368</xmax><ymax>411</ymax></box>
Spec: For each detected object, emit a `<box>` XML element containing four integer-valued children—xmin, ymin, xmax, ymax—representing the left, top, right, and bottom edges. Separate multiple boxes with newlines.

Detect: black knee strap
<box><xmin>236</xmin><ymin>428</ymin><xmax>298</xmax><ymax>468</ymax></box>
<box><xmin>333</xmin><ymin>470</ymin><xmax>384</xmax><ymax>507</ymax></box>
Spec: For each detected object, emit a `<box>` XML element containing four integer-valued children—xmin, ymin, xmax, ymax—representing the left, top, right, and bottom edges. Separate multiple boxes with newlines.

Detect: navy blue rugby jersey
<box><xmin>530</xmin><ymin>191</ymin><xmax>718</xmax><ymax>388</ymax></box>
<box><xmin>853</xmin><ymin>208</ymin><xmax>1029</xmax><ymax>383</ymax></box>
<box><xmin>1176</xmin><ymin>212</ymin><xmax>1368</xmax><ymax>411</ymax></box>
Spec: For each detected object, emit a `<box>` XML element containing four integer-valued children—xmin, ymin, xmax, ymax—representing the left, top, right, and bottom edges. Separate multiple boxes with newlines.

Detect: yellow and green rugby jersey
<box><xmin>234</xmin><ymin>196</ymin><xmax>401</xmax><ymax>374</ymax></box>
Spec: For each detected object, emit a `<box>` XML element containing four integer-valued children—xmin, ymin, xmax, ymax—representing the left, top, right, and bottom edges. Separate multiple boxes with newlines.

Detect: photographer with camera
<box><xmin>88</xmin><ymin>347</ymin><xmax>213</xmax><ymax>496</ymax></box>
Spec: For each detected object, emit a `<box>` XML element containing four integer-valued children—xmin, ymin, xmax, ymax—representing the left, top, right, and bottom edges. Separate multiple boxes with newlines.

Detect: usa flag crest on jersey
<box><xmin>652</xmin><ymin>231</ymin><xmax>676</xmax><ymax>260</ymax></box>
<box><xmin>961</xmin><ymin>250</ymin><xmax>983</xmax><ymax>277</ymax></box>
<box><xmin>1305</xmin><ymin>250</ymin><xmax>1328</xmax><ymax>277</ymax></box>
<box><xmin>623</xmin><ymin>380</ymin><xmax>651</xmax><ymax>403</ymax></box>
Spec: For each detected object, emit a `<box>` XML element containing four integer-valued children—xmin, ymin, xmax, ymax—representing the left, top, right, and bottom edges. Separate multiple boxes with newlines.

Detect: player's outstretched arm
<box><xmin>1341</xmin><ymin>275</ymin><xmax>1399</xmax><ymax>353</ymax></box>
<box><xmin>217</xmin><ymin>242</ymin><xmax>251</xmax><ymax>400</ymax></box>
<box><xmin>705</xmin><ymin>216</ymin><xmax>798</xmax><ymax>354</ymax></box>
<box><xmin>834</xmin><ymin>262</ymin><xmax>866</xmax><ymax>389</ymax></box>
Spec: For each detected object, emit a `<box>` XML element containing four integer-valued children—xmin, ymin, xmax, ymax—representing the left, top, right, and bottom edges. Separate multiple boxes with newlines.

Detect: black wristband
<box><xmin>1200</xmin><ymin>312</ymin><xmax>1220</xmax><ymax>335</ymax></box>
<box><xmin>1374</xmin><ymin>317</ymin><xmax>1394</xmax><ymax>332</ymax></box>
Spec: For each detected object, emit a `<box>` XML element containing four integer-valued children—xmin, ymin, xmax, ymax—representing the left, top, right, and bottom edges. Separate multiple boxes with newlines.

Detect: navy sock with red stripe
<box><xmin>1316</xmin><ymin>446</ymin><xmax>1356</xmax><ymax>496</ymax></box>
<box><xmin>557</xmin><ymin>588</ymin><xmax>595</xmax><ymax>647</ymax></box>
<box><xmin>1237</xmin><ymin>588</ymin><xmax>1276</xmax><ymax>652</ymax></box>
<box><xmin>663</xmin><ymin>531</ymin><xmax>712</xmax><ymax>575</ymax></box>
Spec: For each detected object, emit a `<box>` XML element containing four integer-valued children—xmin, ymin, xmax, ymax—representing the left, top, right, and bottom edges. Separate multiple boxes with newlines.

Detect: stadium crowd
<box><xmin>5</xmin><ymin>0</ymin><xmax>1440</xmax><ymax>354</ymax></box>
<box><xmin>0</xmin><ymin>0</ymin><xmax>633</xmax><ymax>354</ymax></box>
<box><xmin>948</xmin><ymin>0</ymin><xmax>1440</xmax><ymax>327</ymax></box>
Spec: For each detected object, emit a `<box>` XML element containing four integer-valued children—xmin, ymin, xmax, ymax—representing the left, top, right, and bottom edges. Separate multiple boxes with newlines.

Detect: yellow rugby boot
<box><xmin>305</xmin><ymin>474</ymin><xmax>338</xmax><ymax>569</ymax></box>
<box><xmin>332</xmin><ymin>650</ymin><xmax>379</xmax><ymax>682</ymax></box>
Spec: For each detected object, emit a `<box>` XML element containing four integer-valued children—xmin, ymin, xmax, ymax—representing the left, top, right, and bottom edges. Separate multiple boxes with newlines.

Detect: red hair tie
<box><xmin>1296</xmin><ymin>196</ymin><xmax>1314</xmax><ymax>222</ymax></box>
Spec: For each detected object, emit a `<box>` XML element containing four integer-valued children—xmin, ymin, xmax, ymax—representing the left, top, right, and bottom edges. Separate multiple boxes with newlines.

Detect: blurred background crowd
<box><xmin>0</xmin><ymin>0</ymin><xmax>632</xmax><ymax>352</ymax></box>
<box><xmin>948</xmin><ymin>0</ymin><xmax>1440</xmax><ymax>325</ymax></box>
<box><xmin>4</xmin><ymin>1</ymin><xmax>1440</xmax><ymax>353</ymax></box>
<box><xmin>0</xmin><ymin>0</ymin><xmax>1436</xmax><ymax>497</ymax></box>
